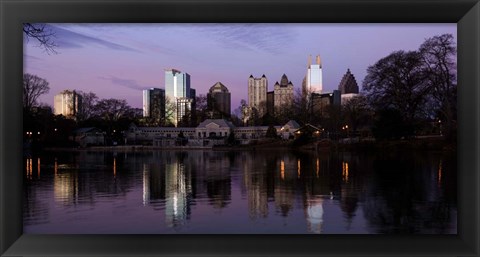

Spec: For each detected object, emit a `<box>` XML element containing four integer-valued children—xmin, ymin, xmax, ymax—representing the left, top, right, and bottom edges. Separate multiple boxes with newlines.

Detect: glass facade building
<box><xmin>143</xmin><ymin>88</ymin><xmax>165</xmax><ymax>124</ymax></box>
<box><xmin>165</xmin><ymin>69</ymin><xmax>191</xmax><ymax>99</ymax></box>
<box><xmin>164</xmin><ymin>69</ymin><xmax>195</xmax><ymax>126</ymax></box>
<box><xmin>306</xmin><ymin>55</ymin><xmax>323</xmax><ymax>94</ymax></box>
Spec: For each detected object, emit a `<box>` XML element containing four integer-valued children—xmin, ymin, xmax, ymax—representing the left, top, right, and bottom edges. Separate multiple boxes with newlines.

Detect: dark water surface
<box><xmin>23</xmin><ymin>149</ymin><xmax>457</xmax><ymax>234</ymax></box>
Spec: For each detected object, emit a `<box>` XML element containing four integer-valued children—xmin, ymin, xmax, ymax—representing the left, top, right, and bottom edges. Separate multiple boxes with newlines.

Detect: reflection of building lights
<box><xmin>342</xmin><ymin>162</ymin><xmax>349</xmax><ymax>182</ymax></box>
<box><xmin>113</xmin><ymin>157</ymin><xmax>117</xmax><ymax>177</ymax></box>
<box><xmin>297</xmin><ymin>159</ymin><xmax>301</xmax><ymax>178</ymax></box>
<box><xmin>173</xmin><ymin>194</ymin><xmax>178</xmax><ymax>216</ymax></box>
<box><xmin>37</xmin><ymin>157</ymin><xmax>41</xmax><ymax>178</ymax></box>
<box><xmin>142</xmin><ymin>164</ymin><xmax>149</xmax><ymax>206</ymax></box>
<box><xmin>26</xmin><ymin>158</ymin><xmax>33</xmax><ymax>179</ymax></box>
<box><xmin>438</xmin><ymin>160</ymin><xmax>442</xmax><ymax>186</ymax></box>
<box><xmin>280</xmin><ymin>160</ymin><xmax>285</xmax><ymax>180</ymax></box>
<box><xmin>306</xmin><ymin>197</ymin><xmax>324</xmax><ymax>234</ymax></box>
<box><xmin>54</xmin><ymin>158</ymin><xmax>58</xmax><ymax>175</ymax></box>
<box><xmin>316</xmin><ymin>158</ymin><xmax>319</xmax><ymax>178</ymax></box>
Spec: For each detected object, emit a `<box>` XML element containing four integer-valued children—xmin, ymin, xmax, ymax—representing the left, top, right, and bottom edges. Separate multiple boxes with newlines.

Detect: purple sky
<box><xmin>24</xmin><ymin>23</ymin><xmax>456</xmax><ymax>111</ymax></box>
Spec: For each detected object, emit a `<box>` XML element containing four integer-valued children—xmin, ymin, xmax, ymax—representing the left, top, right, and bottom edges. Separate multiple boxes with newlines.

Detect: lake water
<box><xmin>23</xmin><ymin>149</ymin><xmax>457</xmax><ymax>234</ymax></box>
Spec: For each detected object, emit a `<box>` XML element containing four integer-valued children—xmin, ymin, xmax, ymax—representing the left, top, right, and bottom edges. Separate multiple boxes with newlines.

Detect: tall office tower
<box><xmin>54</xmin><ymin>90</ymin><xmax>82</xmax><ymax>118</ymax></box>
<box><xmin>304</xmin><ymin>55</ymin><xmax>323</xmax><ymax>95</ymax></box>
<box><xmin>164</xmin><ymin>69</ymin><xmax>194</xmax><ymax>126</ymax></box>
<box><xmin>338</xmin><ymin>69</ymin><xmax>360</xmax><ymax>104</ymax></box>
<box><xmin>143</xmin><ymin>88</ymin><xmax>165</xmax><ymax>125</ymax></box>
<box><xmin>266</xmin><ymin>91</ymin><xmax>274</xmax><ymax>116</ymax></box>
<box><xmin>338</xmin><ymin>69</ymin><xmax>359</xmax><ymax>94</ymax></box>
<box><xmin>165</xmin><ymin>69</ymin><xmax>191</xmax><ymax>99</ymax></box>
<box><xmin>248</xmin><ymin>74</ymin><xmax>268</xmax><ymax>116</ymax></box>
<box><xmin>207</xmin><ymin>82</ymin><xmax>231</xmax><ymax>118</ymax></box>
<box><xmin>273</xmin><ymin>74</ymin><xmax>294</xmax><ymax>112</ymax></box>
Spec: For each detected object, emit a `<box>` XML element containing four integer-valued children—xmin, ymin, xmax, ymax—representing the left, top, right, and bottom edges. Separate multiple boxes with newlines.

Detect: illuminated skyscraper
<box><xmin>54</xmin><ymin>90</ymin><xmax>82</xmax><ymax>118</ymax></box>
<box><xmin>304</xmin><ymin>55</ymin><xmax>323</xmax><ymax>95</ymax></box>
<box><xmin>248</xmin><ymin>74</ymin><xmax>268</xmax><ymax>116</ymax></box>
<box><xmin>273</xmin><ymin>74</ymin><xmax>294</xmax><ymax>112</ymax></box>
<box><xmin>165</xmin><ymin>69</ymin><xmax>191</xmax><ymax>99</ymax></box>
<box><xmin>164</xmin><ymin>69</ymin><xmax>195</xmax><ymax>126</ymax></box>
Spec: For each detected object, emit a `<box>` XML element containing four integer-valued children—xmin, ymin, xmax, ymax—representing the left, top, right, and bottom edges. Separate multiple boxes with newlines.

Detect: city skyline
<box><xmin>23</xmin><ymin>23</ymin><xmax>456</xmax><ymax>111</ymax></box>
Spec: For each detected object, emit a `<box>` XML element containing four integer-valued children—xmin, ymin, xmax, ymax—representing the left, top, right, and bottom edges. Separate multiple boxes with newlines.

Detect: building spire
<box><xmin>316</xmin><ymin>55</ymin><xmax>321</xmax><ymax>67</ymax></box>
<box><xmin>308</xmin><ymin>55</ymin><xmax>312</xmax><ymax>67</ymax></box>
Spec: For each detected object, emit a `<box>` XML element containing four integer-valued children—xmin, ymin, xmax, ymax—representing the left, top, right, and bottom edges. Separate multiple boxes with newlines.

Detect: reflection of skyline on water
<box><xmin>23</xmin><ymin>150</ymin><xmax>457</xmax><ymax>234</ymax></box>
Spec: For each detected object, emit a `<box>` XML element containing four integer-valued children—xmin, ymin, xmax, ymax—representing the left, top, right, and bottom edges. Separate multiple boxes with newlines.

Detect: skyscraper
<box><xmin>165</xmin><ymin>69</ymin><xmax>191</xmax><ymax>99</ymax></box>
<box><xmin>248</xmin><ymin>74</ymin><xmax>268</xmax><ymax>116</ymax></box>
<box><xmin>338</xmin><ymin>69</ymin><xmax>359</xmax><ymax>94</ymax></box>
<box><xmin>164</xmin><ymin>69</ymin><xmax>195</xmax><ymax>126</ymax></box>
<box><xmin>304</xmin><ymin>55</ymin><xmax>323</xmax><ymax>95</ymax></box>
<box><xmin>273</xmin><ymin>74</ymin><xmax>294</xmax><ymax>112</ymax></box>
<box><xmin>54</xmin><ymin>90</ymin><xmax>82</xmax><ymax>118</ymax></box>
<box><xmin>207</xmin><ymin>82</ymin><xmax>231</xmax><ymax>118</ymax></box>
<box><xmin>266</xmin><ymin>91</ymin><xmax>274</xmax><ymax>116</ymax></box>
<box><xmin>143</xmin><ymin>88</ymin><xmax>165</xmax><ymax>125</ymax></box>
<box><xmin>338</xmin><ymin>69</ymin><xmax>360</xmax><ymax>104</ymax></box>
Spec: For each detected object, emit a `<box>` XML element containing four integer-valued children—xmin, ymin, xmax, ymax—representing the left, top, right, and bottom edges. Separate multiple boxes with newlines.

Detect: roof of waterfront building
<box><xmin>197</xmin><ymin>119</ymin><xmax>236</xmax><ymax>129</ymax></box>
<box><xmin>73</xmin><ymin>127</ymin><xmax>103</xmax><ymax>134</ymax></box>
<box><xmin>283</xmin><ymin>120</ymin><xmax>300</xmax><ymax>129</ymax></box>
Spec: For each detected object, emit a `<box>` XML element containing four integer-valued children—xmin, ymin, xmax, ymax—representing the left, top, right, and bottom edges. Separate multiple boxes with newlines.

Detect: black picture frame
<box><xmin>1</xmin><ymin>0</ymin><xmax>479</xmax><ymax>256</ymax></box>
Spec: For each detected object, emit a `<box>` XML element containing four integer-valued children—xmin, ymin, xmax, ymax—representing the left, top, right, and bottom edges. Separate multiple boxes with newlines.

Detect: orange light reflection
<box><xmin>113</xmin><ymin>157</ymin><xmax>117</xmax><ymax>177</ymax></box>
<box><xmin>342</xmin><ymin>162</ymin><xmax>349</xmax><ymax>183</ymax></box>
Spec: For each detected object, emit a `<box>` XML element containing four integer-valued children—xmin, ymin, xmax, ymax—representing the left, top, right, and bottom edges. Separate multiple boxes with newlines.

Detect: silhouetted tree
<box><xmin>76</xmin><ymin>91</ymin><xmax>98</xmax><ymax>122</ymax></box>
<box><xmin>363</xmin><ymin>50</ymin><xmax>429</xmax><ymax>136</ymax></box>
<box><xmin>266</xmin><ymin>124</ymin><xmax>278</xmax><ymax>138</ymax></box>
<box><xmin>342</xmin><ymin>95</ymin><xmax>372</xmax><ymax>134</ymax></box>
<box><xmin>23</xmin><ymin>73</ymin><xmax>50</xmax><ymax>113</ymax></box>
<box><xmin>419</xmin><ymin>34</ymin><xmax>457</xmax><ymax>141</ymax></box>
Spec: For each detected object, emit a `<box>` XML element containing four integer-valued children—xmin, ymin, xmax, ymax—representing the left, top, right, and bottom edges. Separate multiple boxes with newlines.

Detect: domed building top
<box><xmin>209</xmin><ymin>82</ymin><xmax>230</xmax><ymax>93</ymax></box>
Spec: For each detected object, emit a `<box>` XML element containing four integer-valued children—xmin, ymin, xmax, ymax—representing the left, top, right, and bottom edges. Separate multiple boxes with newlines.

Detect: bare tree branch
<box><xmin>23</xmin><ymin>23</ymin><xmax>58</xmax><ymax>54</ymax></box>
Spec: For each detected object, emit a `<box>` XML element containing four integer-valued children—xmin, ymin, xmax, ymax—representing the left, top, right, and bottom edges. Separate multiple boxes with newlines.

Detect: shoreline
<box><xmin>39</xmin><ymin>137</ymin><xmax>455</xmax><ymax>153</ymax></box>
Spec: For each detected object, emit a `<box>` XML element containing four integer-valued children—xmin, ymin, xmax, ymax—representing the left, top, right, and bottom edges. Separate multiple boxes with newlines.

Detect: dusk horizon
<box><xmin>24</xmin><ymin>23</ymin><xmax>456</xmax><ymax>111</ymax></box>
